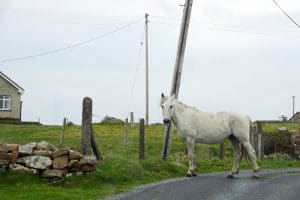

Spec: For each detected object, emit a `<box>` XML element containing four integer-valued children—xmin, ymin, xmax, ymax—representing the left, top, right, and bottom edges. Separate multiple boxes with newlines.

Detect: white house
<box><xmin>0</xmin><ymin>71</ymin><xmax>24</xmax><ymax>121</ymax></box>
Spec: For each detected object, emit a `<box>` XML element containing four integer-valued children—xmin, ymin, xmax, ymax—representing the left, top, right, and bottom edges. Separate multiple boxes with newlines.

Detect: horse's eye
<box><xmin>161</xmin><ymin>105</ymin><xmax>164</xmax><ymax>108</ymax></box>
<box><xmin>170</xmin><ymin>105</ymin><xmax>173</xmax><ymax>109</ymax></box>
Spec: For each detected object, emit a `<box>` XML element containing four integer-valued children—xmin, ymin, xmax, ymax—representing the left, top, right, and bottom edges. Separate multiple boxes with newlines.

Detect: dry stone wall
<box><xmin>262</xmin><ymin>127</ymin><xmax>300</xmax><ymax>159</ymax></box>
<box><xmin>293</xmin><ymin>129</ymin><xmax>300</xmax><ymax>159</ymax></box>
<box><xmin>0</xmin><ymin>141</ymin><xmax>97</xmax><ymax>178</ymax></box>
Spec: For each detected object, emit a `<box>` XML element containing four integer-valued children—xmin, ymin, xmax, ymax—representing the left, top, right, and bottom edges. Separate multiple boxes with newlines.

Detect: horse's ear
<box><xmin>161</xmin><ymin>93</ymin><xmax>164</xmax><ymax>98</ymax></box>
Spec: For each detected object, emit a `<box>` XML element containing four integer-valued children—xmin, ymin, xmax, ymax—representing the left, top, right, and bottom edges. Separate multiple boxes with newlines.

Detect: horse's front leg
<box><xmin>186</xmin><ymin>137</ymin><xmax>197</xmax><ymax>177</ymax></box>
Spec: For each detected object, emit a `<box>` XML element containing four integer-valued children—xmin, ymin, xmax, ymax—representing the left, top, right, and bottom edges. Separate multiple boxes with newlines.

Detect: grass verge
<box><xmin>0</xmin><ymin>123</ymin><xmax>300</xmax><ymax>199</ymax></box>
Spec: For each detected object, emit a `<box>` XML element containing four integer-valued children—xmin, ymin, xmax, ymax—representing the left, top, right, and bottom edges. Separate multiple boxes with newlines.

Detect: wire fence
<box><xmin>254</xmin><ymin>121</ymin><xmax>299</xmax><ymax>158</ymax></box>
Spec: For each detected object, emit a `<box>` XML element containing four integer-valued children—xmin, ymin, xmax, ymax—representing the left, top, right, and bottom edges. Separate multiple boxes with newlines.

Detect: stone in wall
<box><xmin>0</xmin><ymin>152</ymin><xmax>11</xmax><ymax>160</ymax></box>
<box><xmin>69</xmin><ymin>160</ymin><xmax>81</xmax><ymax>167</ymax></box>
<box><xmin>10</xmin><ymin>150</ymin><xmax>18</xmax><ymax>164</ymax></box>
<box><xmin>69</xmin><ymin>164</ymin><xmax>96</xmax><ymax>173</ymax></box>
<box><xmin>9</xmin><ymin>163</ymin><xmax>38</xmax><ymax>174</ymax></box>
<box><xmin>18</xmin><ymin>142</ymin><xmax>37</xmax><ymax>156</ymax></box>
<box><xmin>1</xmin><ymin>144</ymin><xmax>18</xmax><ymax>152</ymax></box>
<box><xmin>33</xmin><ymin>150</ymin><xmax>53</xmax><ymax>157</ymax></box>
<box><xmin>52</xmin><ymin>155</ymin><xmax>69</xmax><ymax>169</ymax></box>
<box><xmin>53</xmin><ymin>148</ymin><xmax>69</xmax><ymax>158</ymax></box>
<box><xmin>0</xmin><ymin>158</ymin><xmax>9</xmax><ymax>172</ymax></box>
<box><xmin>6</xmin><ymin>144</ymin><xmax>18</xmax><ymax>151</ymax></box>
<box><xmin>0</xmin><ymin>150</ymin><xmax>18</xmax><ymax>164</ymax></box>
<box><xmin>69</xmin><ymin>150</ymin><xmax>84</xmax><ymax>160</ymax></box>
<box><xmin>37</xmin><ymin>141</ymin><xmax>58</xmax><ymax>152</ymax></box>
<box><xmin>17</xmin><ymin>155</ymin><xmax>52</xmax><ymax>170</ymax></box>
<box><xmin>41</xmin><ymin>169</ymin><xmax>63</xmax><ymax>178</ymax></box>
<box><xmin>79</xmin><ymin>156</ymin><xmax>97</xmax><ymax>165</ymax></box>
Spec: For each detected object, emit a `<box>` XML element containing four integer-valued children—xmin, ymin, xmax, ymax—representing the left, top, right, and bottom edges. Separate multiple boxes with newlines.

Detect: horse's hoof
<box><xmin>226</xmin><ymin>174</ymin><xmax>234</xmax><ymax>179</ymax></box>
<box><xmin>192</xmin><ymin>172</ymin><xmax>197</xmax><ymax>177</ymax></box>
<box><xmin>252</xmin><ymin>174</ymin><xmax>259</xmax><ymax>179</ymax></box>
<box><xmin>186</xmin><ymin>173</ymin><xmax>192</xmax><ymax>177</ymax></box>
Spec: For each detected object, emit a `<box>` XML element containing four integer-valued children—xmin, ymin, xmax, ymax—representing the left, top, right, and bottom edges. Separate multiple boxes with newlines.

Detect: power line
<box><xmin>0</xmin><ymin>7</ymin><xmax>141</xmax><ymax>19</ymax></box>
<box><xmin>1</xmin><ymin>17</ymin><xmax>137</xmax><ymax>26</ymax></box>
<box><xmin>192</xmin><ymin>20</ymin><xmax>300</xmax><ymax>34</ymax></box>
<box><xmin>151</xmin><ymin>21</ymin><xmax>300</xmax><ymax>38</ymax></box>
<box><xmin>127</xmin><ymin>40</ymin><xmax>144</xmax><ymax>114</ymax></box>
<box><xmin>151</xmin><ymin>15</ymin><xmax>300</xmax><ymax>34</ymax></box>
<box><xmin>272</xmin><ymin>0</ymin><xmax>300</xmax><ymax>29</ymax></box>
<box><xmin>0</xmin><ymin>17</ymin><xmax>143</xmax><ymax>63</ymax></box>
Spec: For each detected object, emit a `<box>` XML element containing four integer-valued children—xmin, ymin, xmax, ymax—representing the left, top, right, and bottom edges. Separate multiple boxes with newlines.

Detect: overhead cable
<box><xmin>0</xmin><ymin>17</ymin><xmax>143</xmax><ymax>63</ymax></box>
<box><xmin>151</xmin><ymin>21</ymin><xmax>300</xmax><ymax>38</ymax></box>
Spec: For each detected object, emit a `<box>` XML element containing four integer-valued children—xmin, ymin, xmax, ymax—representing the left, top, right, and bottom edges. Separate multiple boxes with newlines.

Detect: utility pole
<box><xmin>162</xmin><ymin>0</ymin><xmax>193</xmax><ymax>160</ymax></box>
<box><xmin>145</xmin><ymin>13</ymin><xmax>149</xmax><ymax>126</ymax></box>
<box><xmin>292</xmin><ymin>96</ymin><xmax>295</xmax><ymax>124</ymax></box>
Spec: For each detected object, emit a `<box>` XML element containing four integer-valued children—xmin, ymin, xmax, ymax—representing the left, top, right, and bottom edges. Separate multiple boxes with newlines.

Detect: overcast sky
<box><xmin>0</xmin><ymin>0</ymin><xmax>299</xmax><ymax>125</ymax></box>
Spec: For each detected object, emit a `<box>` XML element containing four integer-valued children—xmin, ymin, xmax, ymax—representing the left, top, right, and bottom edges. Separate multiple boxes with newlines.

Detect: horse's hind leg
<box><xmin>241</xmin><ymin>141</ymin><xmax>260</xmax><ymax>178</ymax></box>
<box><xmin>227</xmin><ymin>136</ymin><xmax>242</xmax><ymax>178</ymax></box>
<box><xmin>186</xmin><ymin>137</ymin><xmax>197</xmax><ymax>177</ymax></box>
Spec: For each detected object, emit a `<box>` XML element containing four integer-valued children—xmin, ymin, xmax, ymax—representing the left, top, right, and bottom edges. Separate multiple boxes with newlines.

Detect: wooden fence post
<box><xmin>257</xmin><ymin>133</ymin><xmax>262</xmax><ymax>160</ymax></box>
<box><xmin>91</xmin><ymin>128</ymin><xmax>102</xmax><ymax>161</ymax></box>
<box><xmin>81</xmin><ymin>97</ymin><xmax>92</xmax><ymax>155</ymax></box>
<box><xmin>60</xmin><ymin>118</ymin><xmax>67</xmax><ymax>147</ymax></box>
<box><xmin>291</xmin><ymin>132</ymin><xmax>296</xmax><ymax>155</ymax></box>
<box><xmin>130</xmin><ymin>112</ymin><xmax>134</xmax><ymax>128</ymax></box>
<box><xmin>125</xmin><ymin>118</ymin><xmax>128</xmax><ymax>146</ymax></box>
<box><xmin>219</xmin><ymin>142</ymin><xmax>224</xmax><ymax>160</ymax></box>
<box><xmin>139</xmin><ymin>118</ymin><xmax>145</xmax><ymax>160</ymax></box>
<box><xmin>257</xmin><ymin>121</ymin><xmax>263</xmax><ymax>160</ymax></box>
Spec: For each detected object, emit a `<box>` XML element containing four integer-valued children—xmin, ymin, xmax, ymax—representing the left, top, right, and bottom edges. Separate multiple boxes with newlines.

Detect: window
<box><xmin>0</xmin><ymin>95</ymin><xmax>11</xmax><ymax>110</ymax></box>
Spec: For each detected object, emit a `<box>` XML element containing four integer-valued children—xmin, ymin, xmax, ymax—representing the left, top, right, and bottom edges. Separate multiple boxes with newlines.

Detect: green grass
<box><xmin>261</xmin><ymin>123</ymin><xmax>299</xmax><ymax>133</ymax></box>
<box><xmin>1</xmin><ymin>122</ymin><xmax>300</xmax><ymax>200</ymax></box>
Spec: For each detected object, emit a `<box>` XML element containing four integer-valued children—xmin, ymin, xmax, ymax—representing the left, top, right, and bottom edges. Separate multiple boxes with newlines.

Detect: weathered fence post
<box><xmin>59</xmin><ymin>117</ymin><xmax>67</xmax><ymax>147</ymax></box>
<box><xmin>257</xmin><ymin>121</ymin><xmax>263</xmax><ymax>160</ymax></box>
<box><xmin>125</xmin><ymin>118</ymin><xmax>128</xmax><ymax>146</ymax></box>
<box><xmin>130</xmin><ymin>112</ymin><xmax>134</xmax><ymax>128</ymax></box>
<box><xmin>219</xmin><ymin>142</ymin><xmax>224</xmax><ymax>160</ymax></box>
<box><xmin>91</xmin><ymin>128</ymin><xmax>102</xmax><ymax>161</ymax></box>
<box><xmin>81</xmin><ymin>97</ymin><xmax>92</xmax><ymax>155</ymax></box>
<box><xmin>257</xmin><ymin>133</ymin><xmax>262</xmax><ymax>160</ymax></box>
<box><xmin>291</xmin><ymin>133</ymin><xmax>296</xmax><ymax>155</ymax></box>
<box><xmin>139</xmin><ymin>118</ymin><xmax>145</xmax><ymax>160</ymax></box>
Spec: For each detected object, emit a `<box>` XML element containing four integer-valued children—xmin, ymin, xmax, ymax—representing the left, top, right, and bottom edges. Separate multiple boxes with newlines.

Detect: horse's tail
<box><xmin>240</xmin><ymin>116</ymin><xmax>254</xmax><ymax>163</ymax></box>
<box><xmin>240</xmin><ymin>143</ymin><xmax>251</xmax><ymax>164</ymax></box>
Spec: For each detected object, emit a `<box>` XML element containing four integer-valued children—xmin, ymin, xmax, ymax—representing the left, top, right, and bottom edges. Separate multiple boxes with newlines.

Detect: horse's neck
<box><xmin>171</xmin><ymin>101</ymin><xmax>186</xmax><ymax>126</ymax></box>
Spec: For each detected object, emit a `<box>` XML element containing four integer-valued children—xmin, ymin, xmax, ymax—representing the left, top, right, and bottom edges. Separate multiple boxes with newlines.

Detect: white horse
<box><xmin>160</xmin><ymin>93</ymin><xmax>260</xmax><ymax>178</ymax></box>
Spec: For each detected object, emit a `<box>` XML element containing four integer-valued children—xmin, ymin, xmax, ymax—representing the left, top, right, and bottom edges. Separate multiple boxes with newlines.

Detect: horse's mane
<box><xmin>174</xmin><ymin>99</ymin><xmax>202</xmax><ymax>112</ymax></box>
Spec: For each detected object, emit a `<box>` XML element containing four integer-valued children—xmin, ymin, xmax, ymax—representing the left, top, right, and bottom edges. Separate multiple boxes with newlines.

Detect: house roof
<box><xmin>0</xmin><ymin>70</ymin><xmax>24</xmax><ymax>94</ymax></box>
<box><xmin>289</xmin><ymin>112</ymin><xmax>300</xmax><ymax>121</ymax></box>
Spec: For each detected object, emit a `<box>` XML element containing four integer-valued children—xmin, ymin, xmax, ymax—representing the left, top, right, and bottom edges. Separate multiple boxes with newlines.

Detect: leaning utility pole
<box><xmin>162</xmin><ymin>0</ymin><xmax>193</xmax><ymax>160</ymax></box>
<box><xmin>145</xmin><ymin>13</ymin><xmax>149</xmax><ymax>126</ymax></box>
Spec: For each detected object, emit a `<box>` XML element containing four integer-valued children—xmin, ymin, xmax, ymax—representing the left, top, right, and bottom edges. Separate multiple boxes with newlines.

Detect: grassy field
<box><xmin>1</xmin><ymin>122</ymin><xmax>300</xmax><ymax>200</ymax></box>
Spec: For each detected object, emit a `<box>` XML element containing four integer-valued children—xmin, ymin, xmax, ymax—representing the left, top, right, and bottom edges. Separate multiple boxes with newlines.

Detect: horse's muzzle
<box><xmin>163</xmin><ymin>119</ymin><xmax>170</xmax><ymax>125</ymax></box>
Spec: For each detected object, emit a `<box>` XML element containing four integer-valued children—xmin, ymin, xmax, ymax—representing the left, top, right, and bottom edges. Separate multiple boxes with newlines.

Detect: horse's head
<box><xmin>160</xmin><ymin>93</ymin><xmax>175</xmax><ymax>125</ymax></box>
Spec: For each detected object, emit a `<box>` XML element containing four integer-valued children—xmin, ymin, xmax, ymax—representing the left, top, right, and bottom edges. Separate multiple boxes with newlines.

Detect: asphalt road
<box><xmin>104</xmin><ymin>168</ymin><xmax>300</xmax><ymax>200</ymax></box>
